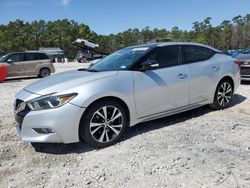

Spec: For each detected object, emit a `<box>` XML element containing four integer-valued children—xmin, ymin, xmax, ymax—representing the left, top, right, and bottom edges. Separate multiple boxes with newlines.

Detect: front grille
<box><xmin>14</xmin><ymin>99</ymin><xmax>31</xmax><ymax>130</ymax></box>
<box><xmin>14</xmin><ymin>99</ymin><xmax>23</xmax><ymax>111</ymax></box>
<box><xmin>240</xmin><ymin>67</ymin><xmax>250</xmax><ymax>75</ymax></box>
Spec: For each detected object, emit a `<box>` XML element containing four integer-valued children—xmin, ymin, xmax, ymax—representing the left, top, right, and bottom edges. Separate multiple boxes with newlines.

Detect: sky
<box><xmin>0</xmin><ymin>0</ymin><xmax>249</xmax><ymax>35</ymax></box>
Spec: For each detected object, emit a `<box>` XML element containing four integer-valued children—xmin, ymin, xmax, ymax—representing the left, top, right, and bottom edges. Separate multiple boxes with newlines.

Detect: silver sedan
<box><xmin>14</xmin><ymin>42</ymin><xmax>241</xmax><ymax>148</ymax></box>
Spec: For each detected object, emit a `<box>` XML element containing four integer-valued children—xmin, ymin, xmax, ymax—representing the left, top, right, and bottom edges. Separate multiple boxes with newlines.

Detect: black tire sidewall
<box><xmin>39</xmin><ymin>68</ymin><xmax>51</xmax><ymax>78</ymax></box>
<box><xmin>79</xmin><ymin>100</ymin><xmax>128</xmax><ymax>148</ymax></box>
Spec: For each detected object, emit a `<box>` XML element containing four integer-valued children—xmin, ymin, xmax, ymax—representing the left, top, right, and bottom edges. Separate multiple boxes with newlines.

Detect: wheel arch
<box><xmin>210</xmin><ymin>75</ymin><xmax>235</xmax><ymax>109</ymax></box>
<box><xmin>37</xmin><ymin>66</ymin><xmax>51</xmax><ymax>75</ymax></box>
<box><xmin>217</xmin><ymin>75</ymin><xmax>234</xmax><ymax>92</ymax></box>
<box><xmin>78</xmin><ymin>96</ymin><xmax>131</xmax><ymax>140</ymax></box>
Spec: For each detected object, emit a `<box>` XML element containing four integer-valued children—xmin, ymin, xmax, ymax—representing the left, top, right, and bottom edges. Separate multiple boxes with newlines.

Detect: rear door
<box><xmin>133</xmin><ymin>45</ymin><xmax>190</xmax><ymax>118</ymax></box>
<box><xmin>181</xmin><ymin>45</ymin><xmax>219</xmax><ymax>104</ymax></box>
<box><xmin>36</xmin><ymin>53</ymin><xmax>54</xmax><ymax>73</ymax></box>
<box><xmin>22</xmin><ymin>53</ymin><xmax>37</xmax><ymax>75</ymax></box>
<box><xmin>37</xmin><ymin>53</ymin><xmax>50</xmax><ymax>64</ymax></box>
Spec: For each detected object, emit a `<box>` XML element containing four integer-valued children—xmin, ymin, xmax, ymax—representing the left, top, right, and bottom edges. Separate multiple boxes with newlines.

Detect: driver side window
<box><xmin>8</xmin><ymin>53</ymin><xmax>24</xmax><ymax>62</ymax></box>
<box><xmin>145</xmin><ymin>46</ymin><xmax>180</xmax><ymax>69</ymax></box>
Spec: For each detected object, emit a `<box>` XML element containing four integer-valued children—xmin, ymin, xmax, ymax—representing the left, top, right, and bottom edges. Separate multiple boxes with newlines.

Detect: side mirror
<box><xmin>7</xmin><ymin>59</ymin><xmax>12</xmax><ymax>63</ymax></box>
<box><xmin>141</xmin><ymin>60</ymin><xmax>159</xmax><ymax>71</ymax></box>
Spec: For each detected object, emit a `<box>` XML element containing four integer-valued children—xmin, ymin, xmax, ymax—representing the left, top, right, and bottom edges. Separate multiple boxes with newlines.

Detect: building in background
<box><xmin>27</xmin><ymin>47</ymin><xmax>65</xmax><ymax>62</ymax></box>
<box><xmin>39</xmin><ymin>48</ymin><xmax>65</xmax><ymax>62</ymax></box>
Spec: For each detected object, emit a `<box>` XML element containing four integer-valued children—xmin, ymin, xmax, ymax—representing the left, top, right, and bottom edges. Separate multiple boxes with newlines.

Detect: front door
<box><xmin>133</xmin><ymin>45</ymin><xmax>190</xmax><ymax>118</ymax></box>
<box><xmin>6</xmin><ymin>53</ymin><xmax>24</xmax><ymax>77</ymax></box>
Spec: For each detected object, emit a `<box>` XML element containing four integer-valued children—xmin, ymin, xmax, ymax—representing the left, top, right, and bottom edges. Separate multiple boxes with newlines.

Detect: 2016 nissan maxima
<box><xmin>14</xmin><ymin>42</ymin><xmax>241</xmax><ymax>148</ymax></box>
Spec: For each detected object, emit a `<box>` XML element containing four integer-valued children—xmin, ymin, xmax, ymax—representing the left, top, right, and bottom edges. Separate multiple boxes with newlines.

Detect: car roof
<box><xmin>128</xmin><ymin>42</ymin><xmax>221</xmax><ymax>52</ymax></box>
<box><xmin>6</xmin><ymin>52</ymin><xmax>46</xmax><ymax>56</ymax></box>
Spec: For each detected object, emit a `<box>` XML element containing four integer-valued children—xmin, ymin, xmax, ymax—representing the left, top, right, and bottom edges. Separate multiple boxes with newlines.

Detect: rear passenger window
<box><xmin>37</xmin><ymin>53</ymin><xmax>49</xmax><ymax>60</ymax></box>
<box><xmin>147</xmin><ymin>46</ymin><xmax>180</xmax><ymax>68</ymax></box>
<box><xmin>24</xmin><ymin>53</ymin><xmax>35</xmax><ymax>61</ymax></box>
<box><xmin>183</xmin><ymin>45</ymin><xmax>215</xmax><ymax>64</ymax></box>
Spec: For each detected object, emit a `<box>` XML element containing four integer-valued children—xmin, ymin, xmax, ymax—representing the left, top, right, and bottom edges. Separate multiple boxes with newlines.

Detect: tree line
<box><xmin>0</xmin><ymin>14</ymin><xmax>249</xmax><ymax>59</ymax></box>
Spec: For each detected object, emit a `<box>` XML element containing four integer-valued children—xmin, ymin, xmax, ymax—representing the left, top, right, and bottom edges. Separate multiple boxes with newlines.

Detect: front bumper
<box><xmin>241</xmin><ymin>75</ymin><xmax>250</xmax><ymax>81</ymax></box>
<box><xmin>15</xmin><ymin>102</ymin><xmax>85</xmax><ymax>143</ymax></box>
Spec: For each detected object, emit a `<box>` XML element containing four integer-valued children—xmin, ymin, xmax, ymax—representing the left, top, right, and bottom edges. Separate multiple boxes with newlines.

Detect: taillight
<box><xmin>49</xmin><ymin>59</ymin><xmax>54</xmax><ymax>63</ymax></box>
<box><xmin>234</xmin><ymin>60</ymin><xmax>241</xmax><ymax>67</ymax></box>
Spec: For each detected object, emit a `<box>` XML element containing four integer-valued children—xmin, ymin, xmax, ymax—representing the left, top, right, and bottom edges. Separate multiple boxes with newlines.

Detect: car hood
<box><xmin>24</xmin><ymin>70</ymin><xmax>117</xmax><ymax>95</ymax></box>
<box><xmin>236</xmin><ymin>53</ymin><xmax>250</xmax><ymax>61</ymax></box>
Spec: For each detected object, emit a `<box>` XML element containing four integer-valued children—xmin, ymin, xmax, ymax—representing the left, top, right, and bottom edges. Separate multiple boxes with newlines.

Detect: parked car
<box><xmin>241</xmin><ymin>48</ymin><xmax>250</xmax><ymax>54</ymax></box>
<box><xmin>73</xmin><ymin>39</ymin><xmax>107</xmax><ymax>63</ymax></box>
<box><xmin>14</xmin><ymin>42</ymin><xmax>240</xmax><ymax>148</ymax></box>
<box><xmin>73</xmin><ymin>39</ymin><xmax>99</xmax><ymax>49</ymax></box>
<box><xmin>76</xmin><ymin>50</ymin><xmax>105</xmax><ymax>63</ymax></box>
<box><xmin>0</xmin><ymin>52</ymin><xmax>55</xmax><ymax>78</ymax></box>
<box><xmin>235</xmin><ymin>51</ymin><xmax>250</xmax><ymax>81</ymax></box>
<box><xmin>224</xmin><ymin>50</ymin><xmax>241</xmax><ymax>58</ymax></box>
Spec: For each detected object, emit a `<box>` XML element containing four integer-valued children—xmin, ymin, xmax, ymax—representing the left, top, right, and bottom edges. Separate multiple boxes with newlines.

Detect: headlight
<box><xmin>27</xmin><ymin>93</ymin><xmax>77</xmax><ymax>111</ymax></box>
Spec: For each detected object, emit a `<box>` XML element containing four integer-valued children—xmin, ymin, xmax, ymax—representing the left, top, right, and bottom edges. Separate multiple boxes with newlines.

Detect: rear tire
<box><xmin>80</xmin><ymin>57</ymin><xmax>87</xmax><ymax>63</ymax></box>
<box><xmin>210</xmin><ymin>79</ymin><xmax>233</xmax><ymax>110</ymax></box>
<box><xmin>79</xmin><ymin>99</ymin><xmax>128</xmax><ymax>148</ymax></box>
<box><xmin>39</xmin><ymin>68</ymin><xmax>51</xmax><ymax>78</ymax></box>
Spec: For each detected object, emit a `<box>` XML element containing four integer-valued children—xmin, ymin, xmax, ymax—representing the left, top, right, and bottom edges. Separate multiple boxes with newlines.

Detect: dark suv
<box><xmin>236</xmin><ymin>48</ymin><xmax>250</xmax><ymax>81</ymax></box>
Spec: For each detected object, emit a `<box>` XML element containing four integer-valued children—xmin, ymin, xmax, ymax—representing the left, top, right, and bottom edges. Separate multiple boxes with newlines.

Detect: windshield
<box><xmin>88</xmin><ymin>47</ymin><xmax>151</xmax><ymax>72</ymax></box>
<box><xmin>0</xmin><ymin>54</ymin><xmax>9</xmax><ymax>62</ymax></box>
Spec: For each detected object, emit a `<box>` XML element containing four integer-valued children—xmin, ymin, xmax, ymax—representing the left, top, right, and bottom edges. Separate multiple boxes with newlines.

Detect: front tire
<box><xmin>80</xmin><ymin>100</ymin><xmax>128</xmax><ymax>148</ymax></box>
<box><xmin>210</xmin><ymin>79</ymin><xmax>233</xmax><ymax>110</ymax></box>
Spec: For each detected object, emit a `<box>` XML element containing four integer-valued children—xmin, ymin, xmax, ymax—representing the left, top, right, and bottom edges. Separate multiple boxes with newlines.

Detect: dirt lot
<box><xmin>0</xmin><ymin>62</ymin><xmax>250</xmax><ymax>188</ymax></box>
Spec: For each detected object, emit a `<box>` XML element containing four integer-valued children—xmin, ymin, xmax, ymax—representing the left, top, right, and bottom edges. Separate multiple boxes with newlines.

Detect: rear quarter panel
<box><xmin>215</xmin><ymin>54</ymin><xmax>240</xmax><ymax>94</ymax></box>
<box><xmin>35</xmin><ymin>60</ymin><xmax>55</xmax><ymax>75</ymax></box>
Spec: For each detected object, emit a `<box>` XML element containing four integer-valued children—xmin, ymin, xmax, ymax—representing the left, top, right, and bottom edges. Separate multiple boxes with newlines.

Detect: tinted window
<box><xmin>24</xmin><ymin>53</ymin><xmax>35</xmax><ymax>61</ymax></box>
<box><xmin>0</xmin><ymin>54</ymin><xmax>9</xmax><ymax>62</ymax></box>
<box><xmin>89</xmin><ymin>47</ymin><xmax>151</xmax><ymax>71</ymax></box>
<box><xmin>37</xmin><ymin>53</ymin><xmax>49</xmax><ymax>60</ymax></box>
<box><xmin>242</xmin><ymin>48</ymin><xmax>250</xmax><ymax>54</ymax></box>
<box><xmin>9</xmin><ymin>53</ymin><xmax>23</xmax><ymax>62</ymax></box>
<box><xmin>183</xmin><ymin>45</ymin><xmax>215</xmax><ymax>63</ymax></box>
<box><xmin>146</xmin><ymin>46</ymin><xmax>179</xmax><ymax>68</ymax></box>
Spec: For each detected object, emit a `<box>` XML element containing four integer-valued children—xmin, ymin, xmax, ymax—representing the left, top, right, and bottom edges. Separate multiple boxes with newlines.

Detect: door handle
<box><xmin>178</xmin><ymin>73</ymin><xmax>188</xmax><ymax>79</ymax></box>
<box><xmin>212</xmin><ymin>66</ymin><xmax>220</xmax><ymax>72</ymax></box>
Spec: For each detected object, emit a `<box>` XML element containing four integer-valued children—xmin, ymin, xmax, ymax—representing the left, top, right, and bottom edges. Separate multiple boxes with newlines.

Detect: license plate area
<box><xmin>241</xmin><ymin>68</ymin><xmax>250</xmax><ymax>75</ymax></box>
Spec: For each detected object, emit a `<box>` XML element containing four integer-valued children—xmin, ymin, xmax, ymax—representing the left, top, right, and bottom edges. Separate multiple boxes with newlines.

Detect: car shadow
<box><xmin>5</xmin><ymin>76</ymin><xmax>39</xmax><ymax>83</ymax></box>
<box><xmin>31</xmin><ymin>94</ymin><xmax>246</xmax><ymax>155</ymax></box>
<box><xmin>125</xmin><ymin>94</ymin><xmax>246</xmax><ymax>139</ymax></box>
<box><xmin>31</xmin><ymin>141</ymin><xmax>93</xmax><ymax>154</ymax></box>
<box><xmin>227</xmin><ymin>94</ymin><xmax>247</xmax><ymax>108</ymax></box>
<box><xmin>241</xmin><ymin>81</ymin><xmax>250</xmax><ymax>85</ymax></box>
<box><xmin>145</xmin><ymin>71</ymin><xmax>167</xmax><ymax>86</ymax></box>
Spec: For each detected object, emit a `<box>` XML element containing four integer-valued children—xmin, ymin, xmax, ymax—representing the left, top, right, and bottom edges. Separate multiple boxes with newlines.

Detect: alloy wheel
<box><xmin>217</xmin><ymin>82</ymin><xmax>232</xmax><ymax>107</ymax></box>
<box><xmin>89</xmin><ymin>106</ymin><xmax>123</xmax><ymax>143</ymax></box>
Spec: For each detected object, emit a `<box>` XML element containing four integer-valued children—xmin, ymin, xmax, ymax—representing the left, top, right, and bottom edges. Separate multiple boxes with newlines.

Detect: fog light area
<box><xmin>33</xmin><ymin>128</ymin><xmax>55</xmax><ymax>134</ymax></box>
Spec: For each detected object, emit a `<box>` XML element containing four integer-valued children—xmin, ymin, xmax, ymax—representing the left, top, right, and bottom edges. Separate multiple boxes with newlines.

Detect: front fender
<box><xmin>66</xmin><ymin>71</ymin><xmax>138</xmax><ymax>122</ymax></box>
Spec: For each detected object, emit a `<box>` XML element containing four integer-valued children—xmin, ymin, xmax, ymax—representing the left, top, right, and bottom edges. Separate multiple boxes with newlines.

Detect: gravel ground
<box><xmin>0</xmin><ymin>62</ymin><xmax>250</xmax><ymax>188</ymax></box>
